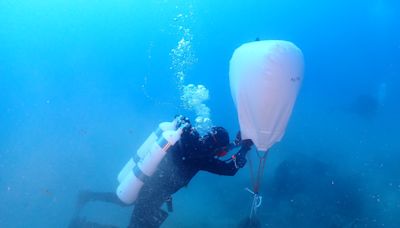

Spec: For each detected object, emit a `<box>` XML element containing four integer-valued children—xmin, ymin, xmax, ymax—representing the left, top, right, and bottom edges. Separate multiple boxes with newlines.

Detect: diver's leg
<box><xmin>77</xmin><ymin>190</ymin><xmax>128</xmax><ymax>208</ymax></box>
<box><xmin>69</xmin><ymin>191</ymin><xmax>128</xmax><ymax>227</ymax></box>
<box><xmin>128</xmin><ymin>204</ymin><xmax>168</xmax><ymax>228</ymax></box>
<box><xmin>129</xmin><ymin>207</ymin><xmax>168</xmax><ymax>228</ymax></box>
<box><xmin>128</xmin><ymin>192</ymin><xmax>168</xmax><ymax>228</ymax></box>
<box><xmin>68</xmin><ymin>216</ymin><xmax>119</xmax><ymax>228</ymax></box>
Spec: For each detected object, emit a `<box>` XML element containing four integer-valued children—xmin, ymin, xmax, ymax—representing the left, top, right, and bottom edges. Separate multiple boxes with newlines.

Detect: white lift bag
<box><xmin>229</xmin><ymin>40</ymin><xmax>304</xmax><ymax>151</ymax></box>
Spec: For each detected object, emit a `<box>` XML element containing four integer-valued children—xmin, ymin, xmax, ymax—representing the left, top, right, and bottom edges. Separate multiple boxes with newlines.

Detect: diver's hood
<box><xmin>200</xmin><ymin>126</ymin><xmax>229</xmax><ymax>155</ymax></box>
<box><xmin>229</xmin><ymin>40</ymin><xmax>304</xmax><ymax>151</ymax></box>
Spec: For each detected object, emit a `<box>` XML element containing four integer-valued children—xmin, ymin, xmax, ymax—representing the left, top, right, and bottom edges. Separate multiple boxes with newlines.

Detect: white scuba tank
<box><xmin>117</xmin><ymin>119</ymin><xmax>178</xmax><ymax>183</ymax></box>
<box><xmin>116</xmin><ymin>126</ymin><xmax>185</xmax><ymax>204</ymax></box>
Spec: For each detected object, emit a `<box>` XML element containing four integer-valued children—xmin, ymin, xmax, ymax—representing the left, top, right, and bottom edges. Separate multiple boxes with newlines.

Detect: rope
<box><xmin>246</xmin><ymin>150</ymin><xmax>269</xmax><ymax>218</ymax></box>
<box><xmin>248</xmin><ymin>150</ymin><xmax>269</xmax><ymax>194</ymax></box>
<box><xmin>248</xmin><ymin>151</ymin><xmax>256</xmax><ymax>192</ymax></box>
<box><xmin>245</xmin><ymin>188</ymin><xmax>263</xmax><ymax>219</ymax></box>
<box><xmin>254</xmin><ymin>151</ymin><xmax>268</xmax><ymax>193</ymax></box>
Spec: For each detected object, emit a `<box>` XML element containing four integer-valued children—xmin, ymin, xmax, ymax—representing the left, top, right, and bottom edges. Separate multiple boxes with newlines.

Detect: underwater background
<box><xmin>0</xmin><ymin>0</ymin><xmax>399</xmax><ymax>227</ymax></box>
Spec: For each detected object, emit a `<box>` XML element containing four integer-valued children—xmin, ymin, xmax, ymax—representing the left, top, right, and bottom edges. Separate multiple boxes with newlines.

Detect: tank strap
<box><xmin>157</xmin><ymin>136</ymin><xmax>171</xmax><ymax>151</ymax></box>
<box><xmin>154</xmin><ymin>127</ymin><xmax>163</xmax><ymax>138</ymax></box>
<box><xmin>133</xmin><ymin>166</ymin><xmax>150</xmax><ymax>183</ymax></box>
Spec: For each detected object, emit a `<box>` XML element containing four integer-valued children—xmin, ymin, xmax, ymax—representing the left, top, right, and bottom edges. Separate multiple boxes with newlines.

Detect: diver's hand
<box><xmin>233</xmin><ymin>132</ymin><xmax>253</xmax><ymax>148</ymax></box>
<box><xmin>233</xmin><ymin>131</ymin><xmax>241</xmax><ymax>146</ymax></box>
<box><xmin>233</xmin><ymin>140</ymin><xmax>253</xmax><ymax>168</ymax></box>
<box><xmin>241</xmin><ymin>139</ymin><xmax>253</xmax><ymax>149</ymax></box>
<box><xmin>234</xmin><ymin>151</ymin><xmax>247</xmax><ymax>168</ymax></box>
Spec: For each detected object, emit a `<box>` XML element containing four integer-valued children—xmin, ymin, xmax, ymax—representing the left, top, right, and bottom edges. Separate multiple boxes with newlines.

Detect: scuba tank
<box><xmin>116</xmin><ymin>121</ymin><xmax>187</xmax><ymax>204</ymax></box>
<box><xmin>117</xmin><ymin>119</ymin><xmax>178</xmax><ymax>183</ymax></box>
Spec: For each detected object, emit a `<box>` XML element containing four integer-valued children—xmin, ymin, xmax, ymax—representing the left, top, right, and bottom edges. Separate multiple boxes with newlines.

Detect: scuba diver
<box><xmin>69</xmin><ymin>116</ymin><xmax>253</xmax><ymax>228</ymax></box>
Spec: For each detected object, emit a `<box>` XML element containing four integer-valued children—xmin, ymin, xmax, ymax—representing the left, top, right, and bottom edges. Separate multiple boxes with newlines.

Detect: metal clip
<box><xmin>232</xmin><ymin>155</ymin><xmax>238</xmax><ymax>169</ymax></box>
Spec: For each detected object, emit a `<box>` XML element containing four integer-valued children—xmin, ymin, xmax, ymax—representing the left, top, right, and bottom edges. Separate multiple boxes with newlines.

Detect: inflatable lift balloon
<box><xmin>229</xmin><ymin>40</ymin><xmax>304</xmax><ymax>227</ymax></box>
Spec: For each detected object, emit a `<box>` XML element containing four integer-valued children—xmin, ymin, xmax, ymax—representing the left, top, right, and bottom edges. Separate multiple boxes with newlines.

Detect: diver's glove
<box><xmin>241</xmin><ymin>139</ymin><xmax>254</xmax><ymax>149</ymax></box>
<box><xmin>228</xmin><ymin>131</ymin><xmax>244</xmax><ymax>150</ymax></box>
<box><xmin>233</xmin><ymin>131</ymin><xmax>242</xmax><ymax>147</ymax></box>
<box><xmin>233</xmin><ymin>139</ymin><xmax>253</xmax><ymax>168</ymax></box>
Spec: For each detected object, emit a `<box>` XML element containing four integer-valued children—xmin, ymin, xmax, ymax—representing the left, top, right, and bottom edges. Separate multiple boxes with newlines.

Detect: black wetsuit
<box><xmin>129</xmin><ymin>129</ymin><xmax>243</xmax><ymax>227</ymax></box>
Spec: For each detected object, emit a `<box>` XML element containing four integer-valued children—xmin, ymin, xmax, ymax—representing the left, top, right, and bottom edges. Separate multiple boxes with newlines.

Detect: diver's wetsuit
<box><xmin>129</xmin><ymin>128</ymin><xmax>245</xmax><ymax>228</ymax></box>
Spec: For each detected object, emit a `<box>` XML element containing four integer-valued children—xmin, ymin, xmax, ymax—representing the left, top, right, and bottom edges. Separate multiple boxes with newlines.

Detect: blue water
<box><xmin>0</xmin><ymin>0</ymin><xmax>399</xmax><ymax>227</ymax></box>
